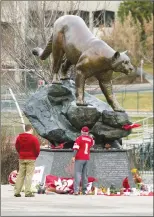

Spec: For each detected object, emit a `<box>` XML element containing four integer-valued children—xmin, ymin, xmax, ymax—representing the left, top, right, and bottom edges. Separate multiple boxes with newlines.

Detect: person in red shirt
<box><xmin>14</xmin><ymin>124</ymin><xmax>40</xmax><ymax>197</ymax></box>
<box><xmin>72</xmin><ymin>126</ymin><xmax>94</xmax><ymax>195</ymax></box>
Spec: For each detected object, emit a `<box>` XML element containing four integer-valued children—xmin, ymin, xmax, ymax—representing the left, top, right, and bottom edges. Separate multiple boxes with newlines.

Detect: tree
<box><xmin>1</xmin><ymin>0</ymin><xmax>110</xmax><ymax>137</ymax></box>
<box><xmin>1</xmin><ymin>1</ymin><xmax>108</xmax><ymax>91</ymax></box>
<box><xmin>117</xmin><ymin>0</ymin><xmax>153</xmax><ymax>41</ymax></box>
<box><xmin>100</xmin><ymin>13</ymin><xmax>153</xmax><ymax>66</ymax></box>
<box><xmin>143</xmin><ymin>16</ymin><xmax>153</xmax><ymax>63</ymax></box>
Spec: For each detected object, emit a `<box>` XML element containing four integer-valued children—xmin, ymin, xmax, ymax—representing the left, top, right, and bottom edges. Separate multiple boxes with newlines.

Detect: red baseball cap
<box><xmin>81</xmin><ymin>126</ymin><xmax>89</xmax><ymax>132</ymax></box>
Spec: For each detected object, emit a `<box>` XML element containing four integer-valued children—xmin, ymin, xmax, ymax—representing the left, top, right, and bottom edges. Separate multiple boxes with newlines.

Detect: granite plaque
<box><xmin>36</xmin><ymin>149</ymin><xmax>135</xmax><ymax>188</ymax></box>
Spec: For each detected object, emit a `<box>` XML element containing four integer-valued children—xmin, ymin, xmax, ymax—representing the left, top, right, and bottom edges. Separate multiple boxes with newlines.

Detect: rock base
<box><xmin>23</xmin><ymin>80</ymin><xmax>132</xmax><ymax>149</ymax></box>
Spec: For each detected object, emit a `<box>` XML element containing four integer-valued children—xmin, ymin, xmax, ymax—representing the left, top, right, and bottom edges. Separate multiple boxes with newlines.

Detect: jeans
<box><xmin>74</xmin><ymin>160</ymin><xmax>89</xmax><ymax>194</ymax></box>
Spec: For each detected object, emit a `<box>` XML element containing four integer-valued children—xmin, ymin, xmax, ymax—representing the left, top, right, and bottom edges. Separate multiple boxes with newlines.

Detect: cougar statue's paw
<box><xmin>114</xmin><ymin>108</ymin><xmax>125</xmax><ymax>113</ymax></box>
<box><xmin>76</xmin><ymin>101</ymin><xmax>88</xmax><ymax>106</ymax></box>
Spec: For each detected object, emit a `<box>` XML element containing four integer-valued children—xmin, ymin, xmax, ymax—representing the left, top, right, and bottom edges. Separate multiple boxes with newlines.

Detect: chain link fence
<box><xmin>126</xmin><ymin>141</ymin><xmax>153</xmax><ymax>173</ymax></box>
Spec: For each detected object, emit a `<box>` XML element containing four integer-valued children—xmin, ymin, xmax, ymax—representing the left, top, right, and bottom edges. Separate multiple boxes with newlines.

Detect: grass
<box><xmin>1</xmin><ymin>92</ymin><xmax>153</xmax><ymax>137</ymax></box>
<box><xmin>1</xmin><ymin>113</ymin><xmax>30</xmax><ymax>135</ymax></box>
<box><xmin>96</xmin><ymin>92</ymin><xmax>153</xmax><ymax>111</ymax></box>
<box><xmin>143</xmin><ymin>63</ymin><xmax>153</xmax><ymax>75</ymax></box>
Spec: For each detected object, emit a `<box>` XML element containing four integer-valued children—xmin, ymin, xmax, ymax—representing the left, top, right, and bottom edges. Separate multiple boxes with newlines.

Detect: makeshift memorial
<box><xmin>45</xmin><ymin>174</ymin><xmax>97</xmax><ymax>194</ymax></box>
<box><xmin>8</xmin><ymin>167</ymin><xmax>153</xmax><ymax>196</ymax></box>
<box><xmin>8</xmin><ymin>166</ymin><xmax>45</xmax><ymax>193</ymax></box>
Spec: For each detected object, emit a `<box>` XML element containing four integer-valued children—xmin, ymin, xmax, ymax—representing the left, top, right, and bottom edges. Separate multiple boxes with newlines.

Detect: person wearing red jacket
<box><xmin>72</xmin><ymin>126</ymin><xmax>94</xmax><ymax>195</ymax></box>
<box><xmin>14</xmin><ymin>124</ymin><xmax>40</xmax><ymax>197</ymax></box>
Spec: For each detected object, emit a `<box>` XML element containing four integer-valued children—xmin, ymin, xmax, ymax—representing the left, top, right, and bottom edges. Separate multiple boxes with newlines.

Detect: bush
<box><xmin>100</xmin><ymin>14</ymin><xmax>153</xmax><ymax>66</ymax></box>
<box><xmin>143</xmin><ymin>16</ymin><xmax>153</xmax><ymax>63</ymax></box>
<box><xmin>100</xmin><ymin>14</ymin><xmax>142</xmax><ymax>66</ymax></box>
<box><xmin>1</xmin><ymin>128</ymin><xmax>18</xmax><ymax>184</ymax></box>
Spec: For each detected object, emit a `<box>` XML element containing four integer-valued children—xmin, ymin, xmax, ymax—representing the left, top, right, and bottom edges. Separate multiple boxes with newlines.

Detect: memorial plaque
<box><xmin>36</xmin><ymin>149</ymin><xmax>135</xmax><ymax>188</ymax></box>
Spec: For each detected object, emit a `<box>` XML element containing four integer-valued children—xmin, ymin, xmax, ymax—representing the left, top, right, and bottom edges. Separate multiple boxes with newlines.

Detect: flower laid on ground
<box><xmin>101</xmin><ymin>186</ymin><xmax>107</xmax><ymax>193</ymax></box>
<box><xmin>131</xmin><ymin>168</ymin><xmax>143</xmax><ymax>189</ymax></box>
<box><xmin>131</xmin><ymin>168</ymin><xmax>138</xmax><ymax>174</ymax></box>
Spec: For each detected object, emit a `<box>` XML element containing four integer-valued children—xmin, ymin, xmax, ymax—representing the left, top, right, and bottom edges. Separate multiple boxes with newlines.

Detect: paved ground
<box><xmin>1</xmin><ymin>185</ymin><xmax>153</xmax><ymax>216</ymax></box>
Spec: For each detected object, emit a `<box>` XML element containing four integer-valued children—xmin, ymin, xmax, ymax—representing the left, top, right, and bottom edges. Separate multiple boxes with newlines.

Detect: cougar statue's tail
<box><xmin>32</xmin><ymin>34</ymin><xmax>53</xmax><ymax>60</ymax></box>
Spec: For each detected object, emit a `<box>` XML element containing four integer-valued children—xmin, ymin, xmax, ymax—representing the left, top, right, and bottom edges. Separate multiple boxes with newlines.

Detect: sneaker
<box><xmin>14</xmin><ymin>194</ymin><xmax>21</xmax><ymax>197</ymax></box>
<box><xmin>73</xmin><ymin>192</ymin><xmax>79</xmax><ymax>195</ymax></box>
<box><xmin>25</xmin><ymin>193</ymin><xmax>35</xmax><ymax>197</ymax></box>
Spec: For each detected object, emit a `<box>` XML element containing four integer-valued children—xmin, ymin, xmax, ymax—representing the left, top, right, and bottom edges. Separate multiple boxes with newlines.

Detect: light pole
<box><xmin>9</xmin><ymin>88</ymin><xmax>25</xmax><ymax>131</ymax></box>
<box><xmin>89</xmin><ymin>10</ymin><xmax>93</xmax><ymax>32</ymax></box>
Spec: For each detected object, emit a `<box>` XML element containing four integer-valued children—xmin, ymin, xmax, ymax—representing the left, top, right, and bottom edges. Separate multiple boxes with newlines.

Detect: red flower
<box><xmin>122</xmin><ymin>123</ymin><xmax>141</xmax><ymax>130</ymax></box>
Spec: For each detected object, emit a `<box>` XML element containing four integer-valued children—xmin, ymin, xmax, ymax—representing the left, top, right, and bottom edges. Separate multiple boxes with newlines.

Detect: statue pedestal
<box><xmin>36</xmin><ymin>149</ymin><xmax>135</xmax><ymax>188</ymax></box>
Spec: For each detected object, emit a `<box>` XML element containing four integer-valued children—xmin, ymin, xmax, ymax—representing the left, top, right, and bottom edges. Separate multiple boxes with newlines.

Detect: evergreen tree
<box><xmin>118</xmin><ymin>0</ymin><xmax>153</xmax><ymax>41</ymax></box>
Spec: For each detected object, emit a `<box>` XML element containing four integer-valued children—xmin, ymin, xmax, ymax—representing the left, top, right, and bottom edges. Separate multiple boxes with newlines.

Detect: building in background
<box><xmin>28</xmin><ymin>1</ymin><xmax>120</xmax><ymax>33</ymax></box>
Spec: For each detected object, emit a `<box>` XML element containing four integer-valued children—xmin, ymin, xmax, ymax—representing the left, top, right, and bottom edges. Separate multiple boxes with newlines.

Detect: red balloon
<box><xmin>8</xmin><ymin>170</ymin><xmax>18</xmax><ymax>185</ymax></box>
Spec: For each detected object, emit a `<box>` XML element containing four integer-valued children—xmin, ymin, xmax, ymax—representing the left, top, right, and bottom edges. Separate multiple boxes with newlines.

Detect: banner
<box><xmin>32</xmin><ymin>166</ymin><xmax>45</xmax><ymax>185</ymax></box>
<box><xmin>8</xmin><ymin>166</ymin><xmax>45</xmax><ymax>186</ymax></box>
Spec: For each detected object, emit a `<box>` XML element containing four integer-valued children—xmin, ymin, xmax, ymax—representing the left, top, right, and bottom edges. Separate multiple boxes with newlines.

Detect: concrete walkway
<box><xmin>1</xmin><ymin>185</ymin><xmax>153</xmax><ymax>216</ymax></box>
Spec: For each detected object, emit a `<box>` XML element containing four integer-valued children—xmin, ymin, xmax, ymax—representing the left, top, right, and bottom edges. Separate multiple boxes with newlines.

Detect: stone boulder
<box><xmin>66</xmin><ymin>105</ymin><xmax>101</xmax><ymax>130</ymax></box>
<box><xmin>102</xmin><ymin>110</ymin><xmax>132</xmax><ymax>128</ymax></box>
<box><xmin>23</xmin><ymin>79</ymin><xmax>131</xmax><ymax>148</ymax></box>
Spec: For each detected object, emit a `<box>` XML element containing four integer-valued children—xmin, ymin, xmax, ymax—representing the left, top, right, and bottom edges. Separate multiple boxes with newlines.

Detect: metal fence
<box><xmin>132</xmin><ymin>143</ymin><xmax>153</xmax><ymax>172</ymax></box>
<box><xmin>123</xmin><ymin>138</ymin><xmax>153</xmax><ymax>172</ymax></box>
<box><xmin>123</xmin><ymin>115</ymin><xmax>153</xmax><ymax>172</ymax></box>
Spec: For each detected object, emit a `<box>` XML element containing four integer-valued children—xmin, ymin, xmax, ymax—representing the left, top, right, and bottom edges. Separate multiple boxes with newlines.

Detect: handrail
<box><xmin>133</xmin><ymin>116</ymin><xmax>153</xmax><ymax>124</ymax></box>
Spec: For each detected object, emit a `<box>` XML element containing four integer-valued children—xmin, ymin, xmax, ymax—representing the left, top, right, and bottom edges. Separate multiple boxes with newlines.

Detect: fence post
<box><xmin>122</xmin><ymin>91</ymin><xmax>124</xmax><ymax>107</ymax></box>
<box><xmin>133</xmin><ymin>145</ymin><xmax>136</xmax><ymax>166</ymax></box>
<box><xmin>140</xmin><ymin>59</ymin><xmax>144</xmax><ymax>83</ymax></box>
<box><xmin>137</xmin><ymin>91</ymin><xmax>139</xmax><ymax>113</ymax></box>
<box><xmin>140</xmin><ymin>145</ymin><xmax>144</xmax><ymax>172</ymax></box>
<box><xmin>150</xmin><ymin>136</ymin><xmax>153</xmax><ymax>170</ymax></box>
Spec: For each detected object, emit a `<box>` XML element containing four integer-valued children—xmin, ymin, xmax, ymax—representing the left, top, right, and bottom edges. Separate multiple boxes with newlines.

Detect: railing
<box><xmin>139</xmin><ymin>171</ymin><xmax>153</xmax><ymax>174</ymax></box>
<box><xmin>123</xmin><ymin>115</ymin><xmax>153</xmax><ymax>139</ymax></box>
<box><xmin>123</xmin><ymin>115</ymin><xmax>153</xmax><ymax>172</ymax></box>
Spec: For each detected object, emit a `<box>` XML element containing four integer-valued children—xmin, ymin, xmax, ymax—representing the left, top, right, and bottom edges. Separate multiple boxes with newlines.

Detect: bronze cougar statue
<box><xmin>32</xmin><ymin>15</ymin><xmax>134</xmax><ymax>112</ymax></box>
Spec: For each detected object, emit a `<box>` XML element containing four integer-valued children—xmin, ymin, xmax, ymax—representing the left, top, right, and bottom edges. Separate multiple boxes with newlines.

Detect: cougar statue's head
<box><xmin>111</xmin><ymin>51</ymin><xmax>135</xmax><ymax>75</ymax></box>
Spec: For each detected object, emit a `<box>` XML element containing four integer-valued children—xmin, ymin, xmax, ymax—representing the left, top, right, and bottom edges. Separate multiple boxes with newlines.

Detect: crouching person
<box><xmin>14</xmin><ymin>124</ymin><xmax>40</xmax><ymax>197</ymax></box>
<box><xmin>72</xmin><ymin>126</ymin><xmax>94</xmax><ymax>195</ymax></box>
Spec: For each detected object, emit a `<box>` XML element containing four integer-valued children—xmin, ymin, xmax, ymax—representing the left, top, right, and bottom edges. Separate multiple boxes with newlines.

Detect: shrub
<box><xmin>143</xmin><ymin>16</ymin><xmax>153</xmax><ymax>63</ymax></box>
<box><xmin>100</xmin><ymin>13</ymin><xmax>142</xmax><ymax>66</ymax></box>
<box><xmin>100</xmin><ymin>14</ymin><xmax>153</xmax><ymax>66</ymax></box>
<box><xmin>1</xmin><ymin>128</ymin><xmax>18</xmax><ymax>184</ymax></box>
<box><xmin>1</xmin><ymin>126</ymin><xmax>48</xmax><ymax>184</ymax></box>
